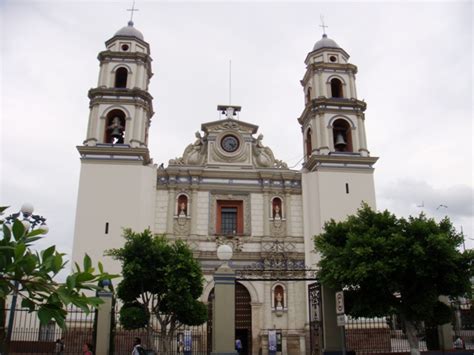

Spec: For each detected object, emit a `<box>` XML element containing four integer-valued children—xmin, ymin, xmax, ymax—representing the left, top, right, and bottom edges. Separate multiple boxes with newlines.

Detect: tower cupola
<box><xmin>312</xmin><ymin>33</ymin><xmax>341</xmax><ymax>51</ymax></box>
<box><xmin>114</xmin><ymin>20</ymin><xmax>144</xmax><ymax>41</ymax></box>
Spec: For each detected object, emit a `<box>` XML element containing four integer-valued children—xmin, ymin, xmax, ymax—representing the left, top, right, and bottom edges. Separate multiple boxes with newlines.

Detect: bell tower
<box><xmin>83</xmin><ymin>20</ymin><xmax>153</xmax><ymax>152</ymax></box>
<box><xmin>299</xmin><ymin>32</ymin><xmax>378</xmax><ymax>352</ymax></box>
<box><xmin>72</xmin><ymin>22</ymin><xmax>156</xmax><ymax>274</ymax></box>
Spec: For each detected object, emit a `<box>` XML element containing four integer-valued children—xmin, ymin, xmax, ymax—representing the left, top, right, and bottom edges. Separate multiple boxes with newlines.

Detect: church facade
<box><xmin>72</xmin><ymin>21</ymin><xmax>377</xmax><ymax>354</ymax></box>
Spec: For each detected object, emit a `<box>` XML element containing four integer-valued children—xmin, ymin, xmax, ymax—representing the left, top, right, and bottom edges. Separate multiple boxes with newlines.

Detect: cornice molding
<box><xmin>77</xmin><ymin>145</ymin><xmax>151</xmax><ymax>164</ymax></box>
<box><xmin>304</xmin><ymin>153</ymin><xmax>378</xmax><ymax>171</ymax></box>
<box><xmin>88</xmin><ymin>88</ymin><xmax>154</xmax><ymax>115</ymax></box>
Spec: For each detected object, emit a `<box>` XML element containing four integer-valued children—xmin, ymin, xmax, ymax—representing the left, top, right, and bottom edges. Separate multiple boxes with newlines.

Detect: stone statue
<box><xmin>182</xmin><ymin>131</ymin><xmax>207</xmax><ymax>165</ymax></box>
<box><xmin>275</xmin><ymin>292</ymin><xmax>283</xmax><ymax>308</ymax></box>
<box><xmin>252</xmin><ymin>134</ymin><xmax>275</xmax><ymax>168</ymax></box>
<box><xmin>273</xmin><ymin>205</ymin><xmax>281</xmax><ymax>220</ymax></box>
<box><xmin>179</xmin><ymin>202</ymin><xmax>187</xmax><ymax>217</ymax></box>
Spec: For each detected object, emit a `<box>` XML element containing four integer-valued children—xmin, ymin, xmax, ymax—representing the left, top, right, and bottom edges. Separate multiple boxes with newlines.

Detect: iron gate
<box><xmin>308</xmin><ymin>282</ymin><xmax>322</xmax><ymax>355</ymax></box>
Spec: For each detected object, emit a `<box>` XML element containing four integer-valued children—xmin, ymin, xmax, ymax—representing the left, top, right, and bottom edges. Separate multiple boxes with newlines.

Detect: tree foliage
<box><xmin>0</xmin><ymin>206</ymin><xmax>116</xmax><ymax>354</ymax></box>
<box><xmin>315</xmin><ymin>204</ymin><xmax>473</xmax><ymax>352</ymax></box>
<box><xmin>107</xmin><ymin>229</ymin><xmax>207</xmax><ymax>351</ymax></box>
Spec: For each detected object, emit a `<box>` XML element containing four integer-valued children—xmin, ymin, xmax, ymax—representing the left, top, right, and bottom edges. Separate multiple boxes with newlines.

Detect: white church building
<box><xmin>72</xmin><ymin>20</ymin><xmax>377</xmax><ymax>355</ymax></box>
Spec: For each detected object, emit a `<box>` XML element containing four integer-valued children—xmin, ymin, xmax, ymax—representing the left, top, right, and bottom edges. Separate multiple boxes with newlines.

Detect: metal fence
<box><xmin>111</xmin><ymin>307</ymin><xmax>209</xmax><ymax>355</ymax></box>
<box><xmin>344</xmin><ymin>316</ymin><xmax>428</xmax><ymax>354</ymax></box>
<box><xmin>3</xmin><ymin>304</ymin><xmax>95</xmax><ymax>355</ymax></box>
<box><xmin>345</xmin><ymin>298</ymin><xmax>474</xmax><ymax>353</ymax></box>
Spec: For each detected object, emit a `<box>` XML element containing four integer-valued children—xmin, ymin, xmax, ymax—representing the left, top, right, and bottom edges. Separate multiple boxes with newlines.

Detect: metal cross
<box><xmin>127</xmin><ymin>0</ymin><xmax>139</xmax><ymax>22</ymax></box>
<box><xmin>319</xmin><ymin>15</ymin><xmax>328</xmax><ymax>35</ymax></box>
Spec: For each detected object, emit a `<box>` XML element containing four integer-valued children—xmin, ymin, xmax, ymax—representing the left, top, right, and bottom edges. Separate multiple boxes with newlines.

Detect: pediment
<box><xmin>168</xmin><ymin>118</ymin><xmax>289</xmax><ymax>170</ymax></box>
<box><xmin>201</xmin><ymin>118</ymin><xmax>258</xmax><ymax>135</ymax></box>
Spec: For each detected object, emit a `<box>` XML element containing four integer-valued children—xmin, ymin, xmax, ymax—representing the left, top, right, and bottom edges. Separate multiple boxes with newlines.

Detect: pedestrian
<box><xmin>454</xmin><ymin>335</ymin><xmax>465</xmax><ymax>349</ymax></box>
<box><xmin>54</xmin><ymin>338</ymin><xmax>65</xmax><ymax>355</ymax></box>
<box><xmin>82</xmin><ymin>342</ymin><xmax>93</xmax><ymax>355</ymax></box>
<box><xmin>235</xmin><ymin>338</ymin><xmax>242</xmax><ymax>354</ymax></box>
<box><xmin>132</xmin><ymin>337</ymin><xmax>147</xmax><ymax>355</ymax></box>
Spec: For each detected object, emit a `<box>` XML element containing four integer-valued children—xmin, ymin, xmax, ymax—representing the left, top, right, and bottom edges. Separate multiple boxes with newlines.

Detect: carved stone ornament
<box><xmin>252</xmin><ymin>134</ymin><xmax>289</xmax><ymax>169</ymax></box>
<box><xmin>173</xmin><ymin>216</ymin><xmax>190</xmax><ymax>236</ymax></box>
<box><xmin>270</xmin><ymin>219</ymin><xmax>286</xmax><ymax>237</ymax></box>
<box><xmin>169</xmin><ymin>131</ymin><xmax>208</xmax><ymax>166</ymax></box>
<box><xmin>215</xmin><ymin>236</ymin><xmax>243</xmax><ymax>252</ymax></box>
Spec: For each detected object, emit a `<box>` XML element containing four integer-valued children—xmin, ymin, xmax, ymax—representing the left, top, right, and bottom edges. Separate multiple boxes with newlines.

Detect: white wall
<box><xmin>72</xmin><ymin>161</ymin><xmax>156</xmax><ymax>275</ymax></box>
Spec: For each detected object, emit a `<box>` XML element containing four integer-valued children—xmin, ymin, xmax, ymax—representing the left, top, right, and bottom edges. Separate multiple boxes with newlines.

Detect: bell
<box><xmin>335</xmin><ymin>133</ymin><xmax>346</xmax><ymax>149</ymax></box>
<box><xmin>110</xmin><ymin>127</ymin><xmax>123</xmax><ymax>139</ymax></box>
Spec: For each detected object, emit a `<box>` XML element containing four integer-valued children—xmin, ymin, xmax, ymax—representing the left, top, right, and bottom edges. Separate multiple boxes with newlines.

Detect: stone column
<box><xmin>317</xmin><ymin>70</ymin><xmax>324</xmax><ymax>97</ymax></box>
<box><xmin>94</xmin><ymin>291</ymin><xmax>113</xmax><ymax>355</ymax></box>
<box><xmin>319</xmin><ymin>113</ymin><xmax>330</xmax><ymax>154</ymax></box>
<box><xmin>263</xmin><ymin>192</ymin><xmax>270</xmax><ymax>237</ymax></box>
<box><xmin>212</xmin><ymin>263</ymin><xmax>237</xmax><ymax>355</ymax></box>
<box><xmin>349</xmin><ymin>71</ymin><xmax>357</xmax><ymax>99</ymax></box>
<box><xmin>166</xmin><ymin>188</ymin><xmax>175</xmax><ymax>234</ymax></box>
<box><xmin>251</xmin><ymin>302</ymin><xmax>263</xmax><ymax>355</ymax></box>
<box><xmin>285</xmin><ymin>193</ymin><xmax>292</xmax><ymax>236</ymax></box>
<box><xmin>190</xmin><ymin>188</ymin><xmax>199</xmax><ymax>236</ymax></box>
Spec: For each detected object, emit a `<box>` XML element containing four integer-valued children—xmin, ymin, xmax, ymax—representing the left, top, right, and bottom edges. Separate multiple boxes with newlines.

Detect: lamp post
<box><xmin>212</xmin><ymin>244</ymin><xmax>237</xmax><ymax>355</ymax></box>
<box><xmin>3</xmin><ymin>203</ymin><xmax>48</xmax><ymax>355</ymax></box>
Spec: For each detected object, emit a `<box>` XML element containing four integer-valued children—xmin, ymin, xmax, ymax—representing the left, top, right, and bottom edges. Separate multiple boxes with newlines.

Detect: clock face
<box><xmin>221</xmin><ymin>135</ymin><xmax>239</xmax><ymax>152</ymax></box>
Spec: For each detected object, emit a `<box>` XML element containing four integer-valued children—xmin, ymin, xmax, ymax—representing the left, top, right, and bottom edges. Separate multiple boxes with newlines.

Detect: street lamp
<box><xmin>216</xmin><ymin>244</ymin><xmax>233</xmax><ymax>263</ymax></box>
<box><xmin>4</xmin><ymin>203</ymin><xmax>49</xmax><ymax>233</ymax></box>
<box><xmin>3</xmin><ymin>203</ymin><xmax>48</xmax><ymax>355</ymax></box>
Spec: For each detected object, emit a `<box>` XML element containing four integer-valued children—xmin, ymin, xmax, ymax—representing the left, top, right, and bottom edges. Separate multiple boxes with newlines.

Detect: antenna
<box><xmin>229</xmin><ymin>60</ymin><xmax>232</xmax><ymax>105</ymax></box>
<box><xmin>127</xmin><ymin>0</ymin><xmax>139</xmax><ymax>22</ymax></box>
<box><xmin>319</xmin><ymin>15</ymin><xmax>328</xmax><ymax>35</ymax></box>
<box><xmin>436</xmin><ymin>204</ymin><xmax>448</xmax><ymax>210</ymax></box>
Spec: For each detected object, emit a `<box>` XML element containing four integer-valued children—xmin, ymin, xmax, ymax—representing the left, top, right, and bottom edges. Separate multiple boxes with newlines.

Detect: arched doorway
<box><xmin>207</xmin><ymin>282</ymin><xmax>252</xmax><ymax>354</ymax></box>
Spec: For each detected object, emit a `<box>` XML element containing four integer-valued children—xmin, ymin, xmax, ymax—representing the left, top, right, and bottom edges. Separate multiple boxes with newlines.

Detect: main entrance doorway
<box><xmin>207</xmin><ymin>282</ymin><xmax>252</xmax><ymax>355</ymax></box>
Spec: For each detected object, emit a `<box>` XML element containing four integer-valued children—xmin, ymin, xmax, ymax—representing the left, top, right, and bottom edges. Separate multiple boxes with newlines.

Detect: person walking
<box><xmin>132</xmin><ymin>337</ymin><xmax>146</xmax><ymax>355</ymax></box>
<box><xmin>82</xmin><ymin>342</ymin><xmax>93</xmax><ymax>355</ymax></box>
<box><xmin>54</xmin><ymin>338</ymin><xmax>65</xmax><ymax>355</ymax></box>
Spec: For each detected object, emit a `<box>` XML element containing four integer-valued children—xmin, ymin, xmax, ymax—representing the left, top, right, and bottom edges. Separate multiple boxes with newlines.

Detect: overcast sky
<box><xmin>1</xmin><ymin>0</ymin><xmax>473</xmax><ymax>270</ymax></box>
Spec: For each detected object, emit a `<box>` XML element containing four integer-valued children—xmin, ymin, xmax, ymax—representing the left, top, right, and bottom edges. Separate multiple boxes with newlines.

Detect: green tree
<box><xmin>315</xmin><ymin>204</ymin><xmax>473</xmax><ymax>355</ymax></box>
<box><xmin>0</xmin><ymin>206</ymin><xmax>116</xmax><ymax>354</ymax></box>
<box><xmin>107</xmin><ymin>229</ymin><xmax>207</xmax><ymax>353</ymax></box>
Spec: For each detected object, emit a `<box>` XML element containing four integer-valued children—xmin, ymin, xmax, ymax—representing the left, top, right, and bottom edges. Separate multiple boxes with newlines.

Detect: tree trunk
<box><xmin>404</xmin><ymin>320</ymin><xmax>421</xmax><ymax>355</ymax></box>
<box><xmin>159</xmin><ymin>328</ymin><xmax>168</xmax><ymax>353</ymax></box>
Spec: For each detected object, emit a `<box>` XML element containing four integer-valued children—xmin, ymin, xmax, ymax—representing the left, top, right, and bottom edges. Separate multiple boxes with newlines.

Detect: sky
<box><xmin>1</xmin><ymin>0</ymin><xmax>473</xmax><ymax>271</ymax></box>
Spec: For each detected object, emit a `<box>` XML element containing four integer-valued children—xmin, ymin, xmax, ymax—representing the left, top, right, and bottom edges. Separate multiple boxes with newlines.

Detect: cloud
<box><xmin>377</xmin><ymin>179</ymin><xmax>474</xmax><ymax>249</ymax></box>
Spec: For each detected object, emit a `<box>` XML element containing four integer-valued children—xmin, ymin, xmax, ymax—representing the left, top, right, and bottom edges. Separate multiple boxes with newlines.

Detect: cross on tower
<box><xmin>127</xmin><ymin>0</ymin><xmax>139</xmax><ymax>22</ymax></box>
<box><xmin>319</xmin><ymin>15</ymin><xmax>328</xmax><ymax>35</ymax></box>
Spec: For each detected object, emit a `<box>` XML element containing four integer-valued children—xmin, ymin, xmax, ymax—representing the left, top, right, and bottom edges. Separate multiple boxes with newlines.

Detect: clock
<box><xmin>221</xmin><ymin>135</ymin><xmax>239</xmax><ymax>152</ymax></box>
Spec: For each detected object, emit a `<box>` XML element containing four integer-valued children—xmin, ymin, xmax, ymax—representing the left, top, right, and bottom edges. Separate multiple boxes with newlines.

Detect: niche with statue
<box><xmin>174</xmin><ymin>193</ymin><xmax>190</xmax><ymax>235</ymax></box>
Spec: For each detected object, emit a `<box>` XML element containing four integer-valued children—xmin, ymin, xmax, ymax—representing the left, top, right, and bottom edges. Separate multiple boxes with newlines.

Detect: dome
<box><xmin>114</xmin><ymin>21</ymin><xmax>144</xmax><ymax>41</ymax></box>
<box><xmin>312</xmin><ymin>34</ymin><xmax>340</xmax><ymax>51</ymax></box>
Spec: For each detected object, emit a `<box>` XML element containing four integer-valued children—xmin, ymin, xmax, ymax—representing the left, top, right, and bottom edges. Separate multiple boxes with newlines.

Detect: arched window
<box><xmin>306</xmin><ymin>87</ymin><xmax>312</xmax><ymax>103</ymax></box>
<box><xmin>104</xmin><ymin>110</ymin><xmax>126</xmax><ymax>144</ymax></box>
<box><xmin>272</xmin><ymin>197</ymin><xmax>282</xmax><ymax>220</ymax></box>
<box><xmin>332</xmin><ymin>119</ymin><xmax>353</xmax><ymax>152</ymax></box>
<box><xmin>114</xmin><ymin>67</ymin><xmax>128</xmax><ymax>88</ymax></box>
<box><xmin>177</xmin><ymin>194</ymin><xmax>188</xmax><ymax>216</ymax></box>
<box><xmin>305</xmin><ymin>129</ymin><xmax>313</xmax><ymax>158</ymax></box>
<box><xmin>273</xmin><ymin>284</ymin><xmax>285</xmax><ymax>309</ymax></box>
<box><xmin>330</xmin><ymin>78</ymin><xmax>343</xmax><ymax>98</ymax></box>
